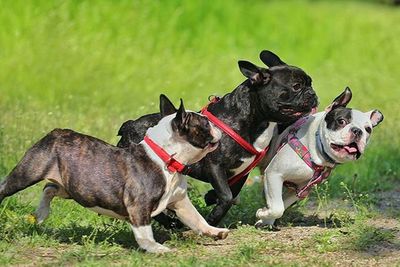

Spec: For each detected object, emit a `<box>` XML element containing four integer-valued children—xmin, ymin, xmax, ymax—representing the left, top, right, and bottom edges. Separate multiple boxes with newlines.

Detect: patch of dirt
<box><xmin>192</xmin><ymin>218</ymin><xmax>400</xmax><ymax>266</ymax></box>
<box><xmin>193</xmin><ymin>189</ymin><xmax>400</xmax><ymax>266</ymax></box>
<box><xmin>375</xmin><ymin>188</ymin><xmax>400</xmax><ymax>214</ymax></box>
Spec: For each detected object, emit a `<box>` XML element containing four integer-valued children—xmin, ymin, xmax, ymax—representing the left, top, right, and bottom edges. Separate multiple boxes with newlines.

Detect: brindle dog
<box><xmin>0</xmin><ymin>96</ymin><xmax>228</xmax><ymax>253</ymax></box>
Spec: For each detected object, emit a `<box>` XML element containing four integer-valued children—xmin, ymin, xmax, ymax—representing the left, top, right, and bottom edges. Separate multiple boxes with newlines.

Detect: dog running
<box><xmin>0</xmin><ymin>96</ymin><xmax>229</xmax><ymax>253</ymax></box>
<box><xmin>256</xmin><ymin>87</ymin><xmax>384</xmax><ymax>228</ymax></box>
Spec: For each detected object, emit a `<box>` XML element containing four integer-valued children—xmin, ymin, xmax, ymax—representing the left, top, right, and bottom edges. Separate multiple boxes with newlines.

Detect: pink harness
<box><xmin>281</xmin><ymin>117</ymin><xmax>334</xmax><ymax>198</ymax></box>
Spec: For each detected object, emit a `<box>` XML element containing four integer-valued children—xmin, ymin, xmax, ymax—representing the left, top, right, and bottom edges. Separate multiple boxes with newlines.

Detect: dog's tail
<box><xmin>0</xmin><ymin>130</ymin><xmax>60</xmax><ymax>204</ymax></box>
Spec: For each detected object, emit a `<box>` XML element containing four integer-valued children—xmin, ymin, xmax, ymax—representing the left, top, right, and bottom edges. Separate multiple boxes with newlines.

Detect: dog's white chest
<box><xmin>151</xmin><ymin>173</ymin><xmax>186</xmax><ymax>217</ymax></box>
<box><xmin>229</xmin><ymin>123</ymin><xmax>276</xmax><ymax>176</ymax></box>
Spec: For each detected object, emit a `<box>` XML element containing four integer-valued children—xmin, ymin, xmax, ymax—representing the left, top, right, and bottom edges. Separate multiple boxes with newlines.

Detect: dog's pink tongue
<box><xmin>344</xmin><ymin>146</ymin><xmax>357</xmax><ymax>153</ymax></box>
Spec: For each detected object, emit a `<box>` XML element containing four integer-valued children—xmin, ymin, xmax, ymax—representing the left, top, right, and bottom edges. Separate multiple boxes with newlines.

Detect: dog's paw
<box><xmin>215</xmin><ymin>228</ymin><xmax>230</xmax><ymax>240</ymax></box>
<box><xmin>145</xmin><ymin>243</ymin><xmax>172</xmax><ymax>254</ymax></box>
<box><xmin>256</xmin><ymin>207</ymin><xmax>268</xmax><ymax>218</ymax></box>
<box><xmin>33</xmin><ymin>207</ymin><xmax>50</xmax><ymax>224</ymax></box>
<box><xmin>254</xmin><ymin>220</ymin><xmax>280</xmax><ymax>231</ymax></box>
<box><xmin>205</xmin><ymin>227</ymin><xmax>230</xmax><ymax>240</ymax></box>
<box><xmin>254</xmin><ymin>219</ymin><xmax>266</xmax><ymax>229</ymax></box>
<box><xmin>232</xmin><ymin>195</ymin><xmax>240</xmax><ymax>205</ymax></box>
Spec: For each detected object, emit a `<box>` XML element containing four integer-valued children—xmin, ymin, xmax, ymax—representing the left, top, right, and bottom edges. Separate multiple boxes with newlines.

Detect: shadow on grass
<box><xmin>276</xmin><ymin>208</ymin><xmax>354</xmax><ymax>228</ymax></box>
<box><xmin>349</xmin><ymin>224</ymin><xmax>400</xmax><ymax>254</ymax></box>
<box><xmin>10</xmin><ymin>221</ymin><xmax>177</xmax><ymax>250</ymax></box>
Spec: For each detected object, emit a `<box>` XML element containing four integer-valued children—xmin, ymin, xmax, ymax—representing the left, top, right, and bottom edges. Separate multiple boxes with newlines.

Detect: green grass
<box><xmin>0</xmin><ymin>0</ymin><xmax>399</xmax><ymax>265</ymax></box>
<box><xmin>0</xmin><ymin>0</ymin><xmax>398</xmax><ymax>192</ymax></box>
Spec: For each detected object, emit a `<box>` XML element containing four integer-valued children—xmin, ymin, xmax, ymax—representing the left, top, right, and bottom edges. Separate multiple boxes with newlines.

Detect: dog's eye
<box><xmin>337</xmin><ymin>119</ymin><xmax>347</xmax><ymax>126</ymax></box>
<box><xmin>365</xmin><ymin>126</ymin><xmax>372</xmax><ymax>134</ymax></box>
<box><xmin>292</xmin><ymin>83</ymin><xmax>301</xmax><ymax>91</ymax></box>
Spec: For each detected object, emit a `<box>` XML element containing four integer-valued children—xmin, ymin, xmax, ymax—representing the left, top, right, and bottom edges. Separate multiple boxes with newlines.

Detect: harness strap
<box><xmin>287</xmin><ymin>133</ymin><xmax>313</xmax><ymax>169</ymax></box>
<box><xmin>280</xmin><ymin>117</ymin><xmax>334</xmax><ymax>198</ymax></box>
<box><xmin>295</xmin><ymin>167</ymin><xmax>332</xmax><ymax>198</ymax></box>
<box><xmin>201</xmin><ymin>96</ymin><xmax>269</xmax><ymax>187</ymax></box>
<box><xmin>201</xmin><ymin>109</ymin><xmax>259</xmax><ymax>155</ymax></box>
<box><xmin>144</xmin><ymin>136</ymin><xmax>189</xmax><ymax>174</ymax></box>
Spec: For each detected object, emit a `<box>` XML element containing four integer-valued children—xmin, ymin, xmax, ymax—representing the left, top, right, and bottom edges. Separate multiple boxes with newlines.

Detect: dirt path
<box><xmin>192</xmin><ymin>189</ymin><xmax>400</xmax><ymax>266</ymax></box>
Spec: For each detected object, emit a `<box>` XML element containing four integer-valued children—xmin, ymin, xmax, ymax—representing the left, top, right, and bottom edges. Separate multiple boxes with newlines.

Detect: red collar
<box><xmin>280</xmin><ymin>117</ymin><xmax>334</xmax><ymax>198</ymax></box>
<box><xmin>144</xmin><ymin>136</ymin><xmax>188</xmax><ymax>174</ymax></box>
<box><xmin>201</xmin><ymin>97</ymin><xmax>269</xmax><ymax>186</ymax></box>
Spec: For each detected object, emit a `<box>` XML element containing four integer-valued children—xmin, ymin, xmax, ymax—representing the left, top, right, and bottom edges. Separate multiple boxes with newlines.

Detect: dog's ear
<box><xmin>173</xmin><ymin>99</ymin><xmax>189</xmax><ymax>128</ymax></box>
<box><xmin>259</xmin><ymin>50</ymin><xmax>287</xmax><ymax>67</ymax></box>
<box><xmin>238</xmin><ymin>60</ymin><xmax>270</xmax><ymax>85</ymax></box>
<box><xmin>325</xmin><ymin>87</ymin><xmax>353</xmax><ymax>112</ymax></box>
<box><xmin>159</xmin><ymin>94</ymin><xmax>177</xmax><ymax>118</ymax></box>
<box><xmin>368</xmin><ymin>109</ymin><xmax>384</xmax><ymax>128</ymax></box>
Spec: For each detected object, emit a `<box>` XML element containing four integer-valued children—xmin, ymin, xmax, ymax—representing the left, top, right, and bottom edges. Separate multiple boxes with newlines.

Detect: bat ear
<box><xmin>172</xmin><ymin>99</ymin><xmax>192</xmax><ymax>133</ymax></box>
<box><xmin>368</xmin><ymin>109</ymin><xmax>384</xmax><ymax>128</ymax></box>
<box><xmin>259</xmin><ymin>50</ymin><xmax>287</xmax><ymax>67</ymax></box>
<box><xmin>238</xmin><ymin>60</ymin><xmax>270</xmax><ymax>85</ymax></box>
<box><xmin>325</xmin><ymin>87</ymin><xmax>352</xmax><ymax>112</ymax></box>
<box><xmin>159</xmin><ymin>94</ymin><xmax>177</xmax><ymax>118</ymax></box>
<box><xmin>175</xmin><ymin>98</ymin><xmax>186</xmax><ymax>123</ymax></box>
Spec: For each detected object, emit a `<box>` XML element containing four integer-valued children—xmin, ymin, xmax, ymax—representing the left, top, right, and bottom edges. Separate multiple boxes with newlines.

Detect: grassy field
<box><xmin>0</xmin><ymin>0</ymin><xmax>399</xmax><ymax>266</ymax></box>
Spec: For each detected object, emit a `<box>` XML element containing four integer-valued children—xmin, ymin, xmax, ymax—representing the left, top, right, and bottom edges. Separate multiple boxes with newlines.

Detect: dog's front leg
<box><xmin>170</xmin><ymin>195</ymin><xmax>229</xmax><ymax>239</ymax></box>
<box><xmin>205</xmin><ymin>164</ymin><xmax>234</xmax><ymax>226</ymax></box>
<box><xmin>283</xmin><ymin>189</ymin><xmax>299</xmax><ymax>210</ymax></box>
<box><xmin>255</xmin><ymin>171</ymin><xmax>284</xmax><ymax>227</ymax></box>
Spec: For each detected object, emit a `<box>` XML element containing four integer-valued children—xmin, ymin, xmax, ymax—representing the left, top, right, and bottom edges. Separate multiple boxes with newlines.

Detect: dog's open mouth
<box><xmin>282</xmin><ymin>108</ymin><xmax>304</xmax><ymax>117</ymax></box>
<box><xmin>282</xmin><ymin>105</ymin><xmax>317</xmax><ymax>118</ymax></box>
<box><xmin>330</xmin><ymin>142</ymin><xmax>361</xmax><ymax>159</ymax></box>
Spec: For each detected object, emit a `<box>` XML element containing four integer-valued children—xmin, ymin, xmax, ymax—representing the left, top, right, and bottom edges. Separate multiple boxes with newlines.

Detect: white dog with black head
<box><xmin>255</xmin><ymin>87</ymin><xmax>384</xmax><ymax>228</ymax></box>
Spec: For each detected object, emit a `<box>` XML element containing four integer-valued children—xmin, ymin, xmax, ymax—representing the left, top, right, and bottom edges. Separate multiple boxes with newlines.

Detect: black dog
<box><xmin>117</xmin><ymin>50</ymin><xmax>318</xmax><ymax>226</ymax></box>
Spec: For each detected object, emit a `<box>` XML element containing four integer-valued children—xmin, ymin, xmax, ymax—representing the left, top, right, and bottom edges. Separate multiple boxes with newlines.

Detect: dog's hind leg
<box><xmin>0</xmin><ymin>133</ymin><xmax>58</xmax><ymax>204</ymax></box>
<box><xmin>34</xmin><ymin>183</ymin><xmax>69</xmax><ymax>224</ymax></box>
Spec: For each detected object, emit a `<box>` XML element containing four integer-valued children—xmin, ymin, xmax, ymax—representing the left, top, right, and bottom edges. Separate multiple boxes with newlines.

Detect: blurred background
<box><xmin>0</xmin><ymin>0</ymin><xmax>399</xmax><ymax>213</ymax></box>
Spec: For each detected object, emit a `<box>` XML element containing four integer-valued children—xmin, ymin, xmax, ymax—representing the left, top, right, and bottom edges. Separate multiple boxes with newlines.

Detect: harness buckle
<box><xmin>208</xmin><ymin>95</ymin><xmax>220</xmax><ymax>103</ymax></box>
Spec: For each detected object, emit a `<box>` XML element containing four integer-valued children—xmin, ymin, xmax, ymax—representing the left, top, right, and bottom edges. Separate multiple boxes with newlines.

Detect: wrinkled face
<box><xmin>172</xmin><ymin>111</ymin><xmax>221</xmax><ymax>152</ymax></box>
<box><xmin>258</xmin><ymin>65</ymin><xmax>318</xmax><ymax>123</ymax></box>
<box><xmin>239</xmin><ymin>51</ymin><xmax>318</xmax><ymax>123</ymax></box>
<box><xmin>321</xmin><ymin>108</ymin><xmax>377</xmax><ymax>163</ymax></box>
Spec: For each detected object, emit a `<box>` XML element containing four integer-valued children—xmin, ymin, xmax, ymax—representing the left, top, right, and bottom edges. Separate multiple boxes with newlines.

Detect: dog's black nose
<box><xmin>351</xmin><ymin>127</ymin><xmax>362</xmax><ymax>137</ymax></box>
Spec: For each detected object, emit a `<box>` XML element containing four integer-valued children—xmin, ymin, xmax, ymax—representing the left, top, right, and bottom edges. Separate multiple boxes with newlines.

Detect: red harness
<box><xmin>143</xmin><ymin>135</ymin><xmax>188</xmax><ymax>174</ymax></box>
<box><xmin>280</xmin><ymin>117</ymin><xmax>334</xmax><ymax>198</ymax></box>
<box><xmin>144</xmin><ymin>97</ymin><xmax>332</xmax><ymax>198</ymax></box>
<box><xmin>201</xmin><ymin>97</ymin><xmax>269</xmax><ymax>187</ymax></box>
